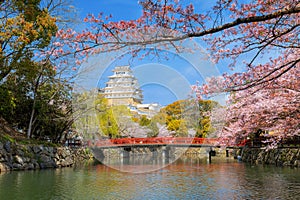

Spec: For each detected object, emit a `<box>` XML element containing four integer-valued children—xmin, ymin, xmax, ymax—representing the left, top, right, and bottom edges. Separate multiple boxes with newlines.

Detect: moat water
<box><xmin>0</xmin><ymin>157</ymin><xmax>300</xmax><ymax>200</ymax></box>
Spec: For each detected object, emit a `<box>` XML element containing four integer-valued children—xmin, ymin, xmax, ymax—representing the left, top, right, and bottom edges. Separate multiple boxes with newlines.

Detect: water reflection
<box><xmin>98</xmin><ymin>151</ymin><xmax>216</xmax><ymax>173</ymax></box>
<box><xmin>0</xmin><ymin>157</ymin><xmax>299</xmax><ymax>200</ymax></box>
<box><xmin>99</xmin><ymin>154</ymin><xmax>175</xmax><ymax>173</ymax></box>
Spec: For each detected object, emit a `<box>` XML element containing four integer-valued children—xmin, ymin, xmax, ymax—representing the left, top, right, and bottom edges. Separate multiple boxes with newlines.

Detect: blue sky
<box><xmin>73</xmin><ymin>0</ymin><xmax>216</xmax><ymax>20</ymax></box>
<box><xmin>73</xmin><ymin>1</ymin><xmax>142</xmax><ymax>21</ymax></box>
<box><xmin>72</xmin><ymin>0</ymin><xmax>226</xmax><ymax>106</ymax></box>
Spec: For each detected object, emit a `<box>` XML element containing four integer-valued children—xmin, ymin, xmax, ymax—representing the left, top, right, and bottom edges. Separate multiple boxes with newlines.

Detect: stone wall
<box><xmin>0</xmin><ymin>141</ymin><xmax>93</xmax><ymax>173</ymax></box>
<box><xmin>94</xmin><ymin>146</ymin><xmax>167</xmax><ymax>160</ymax></box>
<box><xmin>175</xmin><ymin>147</ymin><xmax>227</xmax><ymax>157</ymax></box>
<box><xmin>239</xmin><ymin>147</ymin><xmax>300</xmax><ymax>167</ymax></box>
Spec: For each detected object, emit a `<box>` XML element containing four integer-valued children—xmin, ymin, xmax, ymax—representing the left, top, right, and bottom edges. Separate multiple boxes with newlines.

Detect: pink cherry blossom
<box><xmin>52</xmin><ymin>0</ymin><xmax>299</xmax><ymax>147</ymax></box>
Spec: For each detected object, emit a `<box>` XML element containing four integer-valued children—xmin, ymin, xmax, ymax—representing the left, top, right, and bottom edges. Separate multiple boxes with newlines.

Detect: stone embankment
<box><xmin>0</xmin><ymin>141</ymin><xmax>93</xmax><ymax>173</ymax></box>
<box><xmin>97</xmin><ymin>146</ymin><xmax>226</xmax><ymax>160</ymax></box>
<box><xmin>237</xmin><ymin>147</ymin><xmax>300</xmax><ymax>167</ymax></box>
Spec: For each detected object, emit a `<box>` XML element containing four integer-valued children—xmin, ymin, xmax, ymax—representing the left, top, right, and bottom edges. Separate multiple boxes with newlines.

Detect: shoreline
<box><xmin>236</xmin><ymin>147</ymin><xmax>300</xmax><ymax>168</ymax></box>
<box><xmin>0</xmin><ymin>140</ymin><xmax>93</xmax><ymax>173</ymax></box>
<box><xmin>1</xmin><ymin>141</ymin><xmax>300</xmax><ymax>173</ymax></box>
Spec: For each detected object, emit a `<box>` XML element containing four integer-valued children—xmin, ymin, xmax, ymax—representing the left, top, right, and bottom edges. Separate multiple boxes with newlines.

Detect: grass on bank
<box><xmin>0</xmin><ymin>133</ymin><xmax>61</xmax><ymax>147</ymax></box>
<box><xmin>0</xmin><ymin>117</ymin><xmax>62</xmax><ymax>147</ymax></box>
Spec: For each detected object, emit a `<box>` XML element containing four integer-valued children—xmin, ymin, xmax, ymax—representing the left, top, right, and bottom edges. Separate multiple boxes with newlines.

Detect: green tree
<box><xmin>0</xmin><ymin>57</ymin><xmax>72</xmax><ymax>141</ymax></box>
<box><xmin>158</xmin><ymin>99</ymin><xmax>220</xmax><ymax>138</ymax></box>
<box><xmin>146</xmin><ymin>120</ymin><xmax>159</xmax><ymax>137</ymax></box>
<box><xmin>196</xmin><ymin>117</ymin><xmax>214</xmax><ymax>138</ymax></box>
<box><xmin>0</xmin><ymin>0</ymin><xmax>76</xmax><ymax>142</ymax></box>
<box><xmin>98</xmin><ymin>107</ymin><xmax>119</xmax><ymax>138</ymax></box>
<box><xmin>161</xmin><ymin>100</ymin><xmax>190</xmax><ymax>136</ymax></box>
<box><xmin>195</xmin><ymin>100</ymin><xmax>220</xmax><ymax>138</ymax></box>
<box><xmin>94</xmin><ymin>96</ymin><xmax>134</xmax><ymax>138</ymax></box>
<box><xmin>151</xmin><ymin>111</ymin><xmax>166</xmax><ymax>125</ymax></box>
<box><xmin>1</xmin><ymin>58</ymin><xmax>72</xmax><ymax>140</ymax></box>
<box><xmin>146</xmin><ymin>111</ymin><xmax>167</xmax><ymax>137</ymax></box>
<box><xmin>110</xmin><ymin>105</ymin><xmax>134</xmax><ymax>137</ymax></box>
<box><xmin>0</xmin><ymin>0</ymin><xmax>58</xmax><ymax>81</ymax></box>
<box><xmin>72</xmin><ymin>91</ymin><xmax>104</xmax><ymax>140</ymax></box>
<box><xmin>139</xmin><ymin>115</ymin><xmax>151</xmax><ymax>126</ymax></box>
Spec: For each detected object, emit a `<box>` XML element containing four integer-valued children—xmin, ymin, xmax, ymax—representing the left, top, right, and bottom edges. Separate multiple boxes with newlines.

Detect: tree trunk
<box><xmin>27</xmin><ymin>98</ymin><xmax>36</xmax><ymax>138</ymax></box>
<box><xmin>27</xmin><ymin>73</ymin><xmax>41</xmax><ymax>139</ymax></box>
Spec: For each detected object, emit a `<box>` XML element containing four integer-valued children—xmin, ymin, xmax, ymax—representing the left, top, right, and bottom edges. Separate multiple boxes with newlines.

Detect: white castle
<box><xmin>102</xmin><ymin>65</ymin><xmax>160</xmax><ymax>117</ymax></box>
<box><xmin>103</xmin><ymin>66</ymin><xmax>143</xmax><ymax>106</ymax></box>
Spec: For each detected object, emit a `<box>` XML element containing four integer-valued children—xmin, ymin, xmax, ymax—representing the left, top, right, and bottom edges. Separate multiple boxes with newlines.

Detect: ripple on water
<box><xmin>0</xmin><ymin>159</ymin><xmax>300</xmax><ymax>200</ymax></box>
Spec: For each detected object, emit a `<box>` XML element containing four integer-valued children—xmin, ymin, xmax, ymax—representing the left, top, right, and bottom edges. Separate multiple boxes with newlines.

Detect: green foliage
<box><xmin>0</xmin><ymin>0</ymin><xmax>58</xmax><ymax>81</ymax></box>
<box><xmin>75</xmin><ymin>92</ymin><xmax>134</xmax><ymax>139</ymax></box>
<box><xmin>98</xmin><ymin>106</ymin><xmax>120</xmax><ymax>138</ymax></box>
<box><xmin>160</xmin><ymin>100</ymin><xmax>192</xmax><ymax>136</ymax></box>
<box><xmin>17</xmin><ymin>138</ymin><xmax>60</xmax><ymax>147</ymax></box>
<box><xmin>196</xmin><ymin>116</ymin><xmax>215</xmax><ymax>138</ymax></box>
<box><xmin>0</xmin><ymin>58</ymin><xmax>72</xmax><ymax>141</ymax></box>
<box><xmin>139</xmin><ymin>115</ymin><xmax>151</xmax><ymax>126</ymax></box>
<box><xmin>167</xmin><ymin>119</ymin><xmax>181</xmax><ymax>131</ymax></box>
<box><xmin>0</xmin><ymin>0</ymin><xmax>73</xmax><ymax>143</ymax></box>
<box><xmin>0</xmin><ymin>134</ymin><xmax>16</xmax><ymax>143</ymax></box>
<box><xmin>73</xmin><ymin>92</ymin><xmax>106</xmax><ymax>140</ymax></box>
<box><xmin>147</xmin><ymin>121</ymin><xmax>159</xmax><ymax>137</ymax></box>
<box><xmin>157</xmin><ymin>99</ymin><xmax>220</xmax><ymax>138</ymax></box>
<box><xmin>0</xmin><ymin>88</ymin><xmax>16</xmax><ymax>118</ymax></box>
<box><xmin>106</xmin><ymin>105</ymin><xmax>133</xmax><ymax>137</ymax></box>
<box><xmin>151</xmin><ymin>111</ymin><xmax>166</xmax><ymax>125</ymax></box>
<box><xmin>167</xmin><ymin>119</ymin><xmax>188</xmax><ymax>137</ymax></box>
<box><xmin>198</xmin><ymin>100</ymin><xmax>219</xmax><ymax>113</ymax></box>
<box><xmin>83</xmin><ymin>148</ymin><xmax>91</xmax><ymax>155</ymax></box>
<box><xmin>195</xmin><ymin>100</ymin><xmax>220</xmax><ymax>138</ymax></box>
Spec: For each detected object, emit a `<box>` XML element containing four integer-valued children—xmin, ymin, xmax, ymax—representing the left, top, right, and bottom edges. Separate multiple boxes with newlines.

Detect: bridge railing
<box><xmin>88</xmin><ymin>137</ymin><xmax>221</xmax><ymax>147</ymax></box>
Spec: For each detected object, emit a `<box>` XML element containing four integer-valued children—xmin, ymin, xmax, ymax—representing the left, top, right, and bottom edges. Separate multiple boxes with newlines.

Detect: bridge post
<box><xmin>208</xmin><ymin>148</ymin><xmax>212</xmax><ymax>164</ymax></box>
<box><xmin>152</xmin><ymin>148</ymin><xmax>158</xmax><ymax>157</ymax></box>
<box><xmin>162</xmin><ymin>146</ymin><xmax>170</xmax><ymax>158</ymax></box>
<box><xmin>120</xmin><ymin>148</ymin><xmax>130</xmax><ymax>165</ymax></box>
<box><xmin>207</xmin><ymin>147</ymin><xmax>216</xmax><ymax>164</ymax></box>
<box><xmin>120</xmin><ymin>148</ymin><xmax>130</xmax><ymax>158</ymax></box>
<box><xmin>226</xmin><ymin>149</ymin><xmax>229</xmax><ymax>157</ymax></box>
<box><xmin>162</xmin><ymin>146</ymin><xmax>170</xmax><ymax>164</ymax></box>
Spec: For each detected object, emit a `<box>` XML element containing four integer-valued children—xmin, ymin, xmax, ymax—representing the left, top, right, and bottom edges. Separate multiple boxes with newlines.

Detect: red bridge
<box><xmin>87</xmin><ymin>137</ymin><xmax>242</xmax><ymax>148</ymax></box>
<box><xmin>84</xmin><ymin>137</ymin><xmax>249</xmax><ymax>163</ymax></box>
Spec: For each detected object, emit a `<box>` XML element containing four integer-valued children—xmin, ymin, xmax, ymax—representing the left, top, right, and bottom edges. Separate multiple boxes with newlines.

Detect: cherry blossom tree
<box><xmin>219</xmin><ymin>66</ymin><xmax>299</xmax><ymax>148</ymax></box>
<box><xmin>54</xmin><ymin>0</ymin><xmax>299</xmax><ymax>146</ymax></box>
<box><xmin>55</xmin><ymin>0</ymin><xmax>299</xmax><ymax>73</ymax></box>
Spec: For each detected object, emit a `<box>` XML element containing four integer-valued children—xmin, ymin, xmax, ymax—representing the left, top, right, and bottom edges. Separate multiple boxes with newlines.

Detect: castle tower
<box><xmin>103</xmin><ymin>66</ymin><xmax>143</xmax><ymax>106</ymax></box>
